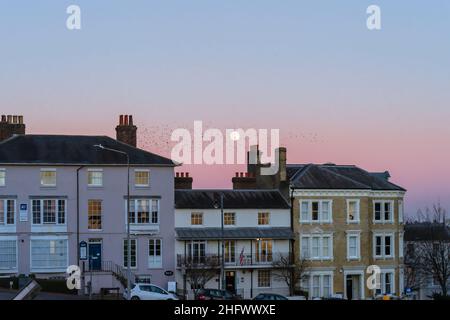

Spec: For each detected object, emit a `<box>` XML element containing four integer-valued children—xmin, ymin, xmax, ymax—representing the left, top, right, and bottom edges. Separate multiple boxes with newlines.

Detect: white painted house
<box><xmin>174</xmin><ymin>189</ymin><xmax>293</xmax><ymax>299</ymax></box>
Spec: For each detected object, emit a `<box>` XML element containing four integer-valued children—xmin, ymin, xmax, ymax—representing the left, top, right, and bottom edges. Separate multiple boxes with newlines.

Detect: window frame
<box><xmin>31</xmin><ymin>199</ymin><xmax>66</xmax><ymax>226</ymax></box>
<box><xmin>30</xmin><ymin>237</ymin><xmax>69</xmax><ymax>272</ymax></box>
<box><xmin>258</xmin><ymin>212</ymin><xmax>270</xmax><ymax>226</ymax></box>
<box><xmin>190</xmin><ymin>212</ymin><xmax>203</xmax><ymax>226</ymax></box>
<box><xmin>346</xmin><ymin>199</ymin><xmax>360</xmax><ymax>223</ymax></box>
<box><xmin>88</xmin><ymin>199</ymin><xmax>102</xmax><ymax>230</ymax></box>
<box><xmin>398</xmin><ymin>200</ymin><xmax>404</xmax><ymax>223</ymax></box>
<box><xmin>134</xmin><ymin>169</ymin><xmax>150</xmax><ymax>187</ymax></box>
<box><xmin>127</xmin><ymin>199</ymin><xmax>159</xmax><ymax>225</ymax></box>
<box><xmin>0</xmin><ymin>168</ymin><xmax>5</xmax><ymax>187</ymax></box>
<box><xmin>40</xmin><ymin>168</ymin><xmax>57</xmax><ymax>187</ymax></box>
<box><xmin>373</xmin><ymin>233</ymin><xmax>395</xmax><ymax>259</ymax></box>
<box><xmin>148</xmin><ymin>239</ymin><xmax>162</xmax><ymax>269</ymax></box>
<box><xmin>299</xmin><ymin>200</ymin><xmax>333</xmax><ymax>223</ymax></box>
<box><xmin>87</xmin><ymin>169</ymin><xmax>103</xmax><ymax>187</ymax></box>
<box><xmin>306</xmin><ymin>272</ymin><xmax>334</xmax><ymax>299</ymax></box>
<box><xmin>346</xmin><ymin>231</ymin><xmax>361</xmax><ymax>260</ymax></box>
<box><xmin>257</xmin><ymin>270</ymin><xmax>271</xmax><ymax>288</ymax></box>
<box><xmin>0</xmin><ymin>199</ymin><xmax>16</xmax><ymax>226</ymax></box>
<box><xmin>300</xmin><ymin>234</ymin><xmax>333</xmax><ymax>260</ymax></box>
<box><xmin>0</xmin><ymin>236</ymin><xmax>18</xmax><ymax>271</ymax></box>
<box><xmin>373</xmin><ymin>200</ymin><xmax>394</xmax><ymax>223</ymax></box>
<box><xmin>223</xmin><ymin>212</ymin><xmax>236</xmax><ymax>226</ymax></box>
<box><xmin>123</xmin><ymin>238</ymin><xmax>138</xmax><ymax>269</ymax></box>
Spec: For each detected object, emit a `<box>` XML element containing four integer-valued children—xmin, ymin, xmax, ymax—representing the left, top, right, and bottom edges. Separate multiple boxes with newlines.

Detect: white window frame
<box><xmin>31</xmin><ymin>199</ymin><xmax>66</xmax><ymax>226</ymax></box>
<box><xmin>87</xmin><ymin>169</ymin><xmax>103</xmax><ymax>187</ymax></box>
<box><xmin>123</xmin><ymin>238</ymin><xmax>138</xmax><ymax>269</ymax></box>
<box><xmin>299</xmin><ymin>200</ymin><xmax>333</xmax><ymax>223</ymax></box>
<box><xmin>224</xmin><ymin>212</ymin><xmax>236</xmax><ymax>226</ymax></box>
<box><xmin>257</xmin><ymin>270</ymin><xmax>271</xmax><ymax>288</ymax></box>
<box><xmin>148</xmin><ymin>239</ymin><xmax>162</xmax><ymax>269</ymax></box>
<box><xmin>373</xmin><ymin>232</ymin><xmax>395</xmax><ymax>259</ymax></box>
<box><xmin>306</xmin><ymin>271</ymin><xmax>334</xmax><ymax>299</ymax></box>
<box><xmin>375</xmin><ymin>269</ymin><xmax>396</xmax><ymax>296</ymax></box>
<box><xmin>398</xmin><ymin>200</ymin><xmax>404</xmax><ymax>223</ymax></box>
<box><xmin>40</xmin><ymin>168</ymin><xmax>57</xmax><ymax>187</ymax></box>
<box><xmin>346</xmin><ymin>199</ymin><xmax>360</xmax><ymax>223</ymax></box>
<box><xmin>300</xmin><ymin>233</ymin><xmax>333</xmax><ymax>261</ymax></box>
<box><xmin>134</xmin><ymin>169</ymin><xmax>150</xmax><ymax>187</ymax></box>
<box><xmin>373</xmin><ymin>200</ymin><xmax>394</xmax><ymax>223</ymax></box>
<box><xmin>0</xmin><ymin>168</ymin><xmax>5</xmax><ymax>187</ymax></box>
<box><xmin>258</xmin><ymin>212</ymin><xmax>270</xmax><ymax>226</ymax></box>
<box><xmin>30</xmin><ymin>236</ymin><xmax>69</xmax><ymax>273</ymax></box>
<box><xmin>0</xmin><ymin>199</ymin><xmax>16</xmax><ymax>226</ymax></box>
<box><xmin>126</xmin><ymin>199</ymin><xmax>160</xmax><ymax>225</ymax></box>
<box><xmin>0</xmin><ymin>236</ymin><xmax>18</xmax><ymax>273</ymax></box>
<box><xmin>346</xmin><ymin>231</ymin><xmax>361</xmax><ymax>260</ymax></box>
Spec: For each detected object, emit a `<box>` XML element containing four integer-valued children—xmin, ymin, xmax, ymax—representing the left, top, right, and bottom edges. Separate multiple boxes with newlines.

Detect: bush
<box><xmin>35</xmin><ymin>278</ymin><xmax>77</xmax><ymax>295</ymax></box>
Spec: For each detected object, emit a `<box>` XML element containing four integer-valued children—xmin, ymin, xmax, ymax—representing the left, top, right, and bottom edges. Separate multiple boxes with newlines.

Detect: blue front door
<box><xmin>89</xmin><ymin>243</ymin><xmax>102</xmax><ymax>271</ymax></box>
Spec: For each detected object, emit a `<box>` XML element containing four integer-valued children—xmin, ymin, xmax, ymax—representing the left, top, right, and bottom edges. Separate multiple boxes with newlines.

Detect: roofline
<box><xmin>0</xmin><ymin>163</ymin><xmax>176</xmax><ymax>167</ymax></box>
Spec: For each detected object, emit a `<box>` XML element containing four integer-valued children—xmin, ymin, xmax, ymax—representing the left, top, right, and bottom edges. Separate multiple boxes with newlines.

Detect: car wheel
<box><xmin>131</xmin><ymin>296</ymin><xmax>140</xmax><ymax>301</ymax></box>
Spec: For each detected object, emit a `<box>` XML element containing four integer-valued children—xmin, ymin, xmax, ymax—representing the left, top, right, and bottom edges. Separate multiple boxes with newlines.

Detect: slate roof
<box><xmin>175</xmin><ymin>189</ymin><xmax>290</xmax><ymax>209</ymax></box>
<box><xmin>404</xmin><ymin>223</ymin><xmax>450</xmax><ymax>242</ymax></box>
<box><xmin>0</xmin><ymin>135</ymin><xmax>175</xmax><ymax>166</ymax></box>
<box><xmin>175</xmin><ymin>227</ymin><xmax>294</xmax><ymax>240</ymax></box>
<box><xmin>286</xmin><ymin>164</ymin><xmax>405</xmax><ymax>191</ymax></box>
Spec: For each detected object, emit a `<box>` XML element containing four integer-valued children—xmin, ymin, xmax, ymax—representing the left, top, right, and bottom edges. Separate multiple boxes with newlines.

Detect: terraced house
<box><xmin>235</xmin><ymin>147</ymin><xmax>406</xmax><ymax>299</ymax></box>
<box><xmin>174</xmin><ymin>181</ymin><xmax>293</xmax><ymax>299</ymax></box>
<box><xmin>0</xmin><ymin>115</ymin><xmax>177</xmax><ymax>293</ymax></box>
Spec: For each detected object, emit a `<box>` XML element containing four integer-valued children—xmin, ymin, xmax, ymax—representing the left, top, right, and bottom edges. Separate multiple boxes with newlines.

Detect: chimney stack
<box><xmin>116</xmin><ymin>114</ymin><xmax>137</xmax><ymax>147</ymax></box>
<box><xmin>0</xmin><ymin>115</ymin><xmax>26</xmax><ymax>142</ymax></box>
<box><xmin>175</xmin><ymin>172</ymin><xmax>193</xmax><ymax>189</ymax></box>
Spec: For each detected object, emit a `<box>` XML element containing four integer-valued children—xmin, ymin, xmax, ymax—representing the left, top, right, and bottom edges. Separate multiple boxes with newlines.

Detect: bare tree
<box><xmin>272</xmin><ymin>253</ymin><xmax>309</xmax><ymax>296</ymax></box>
<box><xmin>183</xmin><ymin>256</ymin><xmax>220</xmax><ymax>298</ymax></box>
<box><xmin>406</xmin><ymin>203</ymin><xmax>450</xmax><ymax>297</ymax></box>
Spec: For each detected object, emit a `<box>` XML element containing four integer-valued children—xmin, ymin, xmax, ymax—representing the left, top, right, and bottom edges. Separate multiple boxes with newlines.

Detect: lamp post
<box><xmin>93</xmin><ymin>144</ymin><xmax>131</xmax><ymax>300</ymax></box>
<box><xmin>214</xmin><ymin>193</ymin><xmax>225</xmax><ymax>291</ymax></box>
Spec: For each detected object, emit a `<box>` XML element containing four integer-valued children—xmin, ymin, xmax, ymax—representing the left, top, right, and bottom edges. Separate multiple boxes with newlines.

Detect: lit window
<box><xmin>135</xmin><ymin>170</ymin><xmax>150</xmax><ymax>187</ymax></box>
<box><xmin>32</xmin><ymin>199</ymin><xmax>66</xmax><ymax>225</ymax></box>
<box><xmin>40</xmin><ymin>169</ymin><xmax>56</xmax><ymax>186</ymax></box>
<box><xmin>0</xmin><ymin>169</ymin><xmax>5</xmax><ymax>186</ymax></box>
<box><xmin>88</xmin><ymin>200</ymin><xmax>102</xmax><ymax>230</ymax></box>
<box><xmin>0</xmin><ymin>200</ymin><xmax>15</xmax><ymax>225</ymax></box>
<box><xmin>123</xmin><ymin>239</ymin><xmax>137</xmax><ymax>268</ymax></box>
<box><xmin>191</xmin><ymin>212</ymin><xmax>203</xmax><ymax>225</ymax></box>
<box><xmin>257</xmin><ymin>270</ymin><xmax>271</xmax><ymax>288</ymax></box>
<box><xmin>255</xmin><ymin>240</ymin><xmax>273</xmax><ymax>263</ymax></box>
<box><xmin>128</xmin><ymin>199</ymin><xmax>159</xmax><ymax>224</ymax></box>
<box><xmin>258</xmin><ymin>212</ymin><xmax>270</xmax><ymax>225</ymax></box>
<box><xmin>224</xmin><ymin>212</ymin><xmax>235</xmax><ymax>225</ymax></box>
<box><xmin>88</xmin><ymin>170</ymin><xmax>103</xmax><ymax>187</ymax></box>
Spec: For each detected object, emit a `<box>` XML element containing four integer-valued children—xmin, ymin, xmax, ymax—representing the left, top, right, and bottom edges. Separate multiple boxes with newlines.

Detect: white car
<box><xmin>123</xmin><ymin>283</ymin><xmax>179</xmax><ymax>300</ymax></box>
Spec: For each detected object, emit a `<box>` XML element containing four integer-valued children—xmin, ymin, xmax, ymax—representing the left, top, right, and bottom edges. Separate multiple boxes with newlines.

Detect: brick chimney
<box><xmin>175</xmin><ymin>172</ymin><xmax>193</xmax><ymax>189</ymax></box>
<box><xmin>232</xmin><ymin>172</ymin><xmax>257</xmax><ymax>189</ymax></box>
<box><xmin>0</xmin><ymin>115</ymin><xmax>25</xmax><ymax>142</ymax></box>
<box><xmin>116</xmin><ymin>115</ymin><xmax>137</xmax><ymax>147</ymax></box>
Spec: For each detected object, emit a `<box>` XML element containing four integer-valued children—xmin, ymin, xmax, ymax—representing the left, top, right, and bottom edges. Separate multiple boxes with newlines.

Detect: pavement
<box><xmin>0</xmin><ymin>288</ymin><xmax>89</xmax><ymax>300</ymax></box>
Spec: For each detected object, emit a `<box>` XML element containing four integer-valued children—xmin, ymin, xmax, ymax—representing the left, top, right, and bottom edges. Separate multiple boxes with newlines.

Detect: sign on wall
<box><xmin>79</xmin><ymin>241</ymin><xmax>88</xmax><ymax>261</ymax></box>
<box><xmin>19</xmin><ymin>204</ymin><xmax>28</xmax><ymax>222</ymax></box>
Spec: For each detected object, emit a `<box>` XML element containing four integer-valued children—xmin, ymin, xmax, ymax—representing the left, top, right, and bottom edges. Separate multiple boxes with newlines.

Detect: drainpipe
<box><xmin>289</xmin><ymin>186</ymin><xmax>295</xmax><ymax>296</ymax></box>
<box><xmin>76</xmin><ymin>166</ymin><xmax>84</xmax><ymax>295</ymax></box>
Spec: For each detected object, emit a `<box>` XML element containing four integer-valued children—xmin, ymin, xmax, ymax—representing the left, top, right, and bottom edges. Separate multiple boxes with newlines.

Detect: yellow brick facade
<box><xmin>293</xmin><ymin>191</ymin><xmax>405</xmax><ymax>299</ymax></box>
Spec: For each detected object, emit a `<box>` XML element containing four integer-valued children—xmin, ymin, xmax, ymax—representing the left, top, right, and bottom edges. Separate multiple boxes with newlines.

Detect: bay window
<box><xmin>128</xmin><ymin>199</ymin><xmax>159</xmax><ymax>225</ymax></box>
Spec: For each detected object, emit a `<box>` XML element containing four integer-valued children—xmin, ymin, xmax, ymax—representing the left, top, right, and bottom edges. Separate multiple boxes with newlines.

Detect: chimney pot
<box><xmin>129</xmin><ymin>115</ymin><xmax>133</xmax><ymax>126</ymax></box>
<box><xmin>18</xmin><ymin>116</ymin><xmax>23</xmax><ymax>124</ymax></box>
<box><xmin>7</xmin><ymin>115</ymin><xmax>12</xmax><ymax>123</ymax></box>
<box><xmin>124</xmin><ymin>115</ymin><xmax>129</xmax><ymax>125</ymax></box>
<box><xmin>1</xmin><ymin>115</ymin><xmax>6</xmax><ymax>123</ymax></box>
<box><xmin>176</xmin><ymin>172</ymin><xmax>179</xmax><ymax>177</ymax></box>
<box><xmin>186</xmin><ymin>172</ymin><xmax>189</xmax><ymax>177</ymax></box>
<box><xmin>181</xmin><ymin>172</ymin><xmax>184</xmax><ymax>178</ymax></box>
<box><xmin>12</xmin><ymin>115</ymin><xmax>18</xmax><ymax>124</ymax></box>
<box><xmin>119</xmin><ymin>115</ymin><xmax>124</xmax><ymax>125</ymax></box>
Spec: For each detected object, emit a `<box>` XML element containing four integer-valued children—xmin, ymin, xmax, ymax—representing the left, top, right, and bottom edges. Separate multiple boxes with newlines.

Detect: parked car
<box><xmin>253</xmin><ymin>293</ymin><xmax>289</xmax><ymax>301</ymax></box>
<box><xmin>123</xmin><ymin>283</ymin><xmax>179</xmax><ymax>300</ymax></box>
<box><xmin>195</xmin><ymin>289</ymin><xmax>242</xmax><ymax>300</ymax></box>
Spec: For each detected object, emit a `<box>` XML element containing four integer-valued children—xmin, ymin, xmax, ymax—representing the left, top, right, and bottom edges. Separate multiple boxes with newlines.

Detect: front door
<box><xmin>225</xmin><ymin>271</ymin><xmax>236</xmax><ymax>293</ymax></box>
<box><xmin>346</xmin><ymin>275</ymin><xmax>361</xmax><ymax>300</ymax></box>
<box><xmin>89</xmin><ymin>243</ymin><xmax>102</xmax><ymax>271</ymax></box>
<box><xmin>346</xmin><ymin>275</ymin><xmax>353</xmax><ymax>300</ymax></box>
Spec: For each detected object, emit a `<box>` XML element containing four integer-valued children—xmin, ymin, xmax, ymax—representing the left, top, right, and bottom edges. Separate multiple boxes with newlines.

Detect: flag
<box><xmin>239</xmin><ymin>247</ymin><xmax>245</xmax><ymax>266</ymax></box>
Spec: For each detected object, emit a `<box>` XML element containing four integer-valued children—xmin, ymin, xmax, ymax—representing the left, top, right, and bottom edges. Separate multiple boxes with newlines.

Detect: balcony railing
<box><xmin>177</xmin><ymin>252</ymin><xmax>292</xmax><ymax>268</ymax></box>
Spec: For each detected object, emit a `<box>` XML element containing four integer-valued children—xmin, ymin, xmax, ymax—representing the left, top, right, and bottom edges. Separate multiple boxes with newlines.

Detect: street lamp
<box><xmin>93</xmin><ymin>144</ymin><xmax>132</xmax><ymax>300</ymax></box>
<box><xmin>214</xmin><ymin>193</ymin><xmax>225</xmax><ymax>291</ymax></box>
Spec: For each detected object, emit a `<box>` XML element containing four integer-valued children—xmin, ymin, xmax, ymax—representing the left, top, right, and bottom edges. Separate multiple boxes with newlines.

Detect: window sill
<box><xmin>135</xmin><ymin>185</ymin><xmax>150</xmax><ymax>189</ymax></box>
<box><xmin>88</xmin><ymin>229</ymin><xmax>103</xmax><ymax>232</ymax></box>
<box><xmin>87</xmin><ymin>185</ymin><xmax>103</xmax><ymax>189</ymax></box>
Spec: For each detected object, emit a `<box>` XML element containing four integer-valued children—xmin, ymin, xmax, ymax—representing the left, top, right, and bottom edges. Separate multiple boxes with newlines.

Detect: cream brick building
<box><xmin>234</xmin><ymin>147</ymin><xmax>406</xmax><ymax>300</ymax></box>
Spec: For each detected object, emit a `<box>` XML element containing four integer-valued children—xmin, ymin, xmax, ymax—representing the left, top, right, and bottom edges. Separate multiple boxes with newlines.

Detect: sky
<box><xmin>0</xmin><ymin>1</ymin><xmax>449</xmax><ymax>216</ymax></box>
